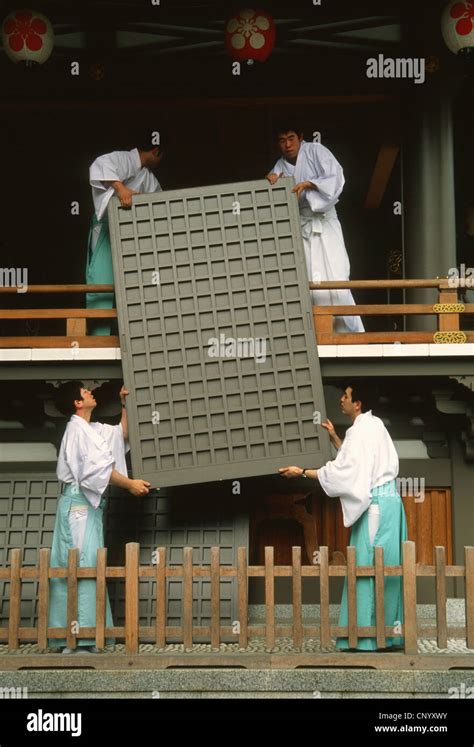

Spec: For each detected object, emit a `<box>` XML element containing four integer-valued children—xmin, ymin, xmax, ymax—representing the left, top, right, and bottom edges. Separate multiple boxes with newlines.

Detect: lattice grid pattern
<box><xmin>109</xmin><ymin>179</ymin><xmax>329</xmax><ymax>487</ymax></box>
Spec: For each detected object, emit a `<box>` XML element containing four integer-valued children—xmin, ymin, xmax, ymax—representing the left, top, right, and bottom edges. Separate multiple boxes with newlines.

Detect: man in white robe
<box><xmin>86</xmin><ymin>139</ymin><xmax>163</xmax><ymax>335</ymax></box>
<box><xmin>49</xmin><ymin>381</ymin><xmax>151</xmax><ymax>653</ymax></box>
<box><xmin>280</xmin><ymin>383</ymin><xmax>407</xmax><ymax>651</ymax></box>
<box><xmin>266</xmin><ymin>127</ymin><xmax>364</xmax><ymax>333</ymax></box>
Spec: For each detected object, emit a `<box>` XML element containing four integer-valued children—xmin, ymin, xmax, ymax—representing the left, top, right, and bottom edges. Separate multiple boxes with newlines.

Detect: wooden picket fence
<box><xmin>1</xmin><ymin>541</ymin><xmax>473</xmax><ymax>670</ymax></box>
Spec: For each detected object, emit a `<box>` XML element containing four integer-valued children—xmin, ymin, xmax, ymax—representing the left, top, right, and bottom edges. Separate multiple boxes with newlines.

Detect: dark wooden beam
<box><xmin>364</xmin><ymin>143</ymin><xmax>400</xmax><ymax>210</ymax></box>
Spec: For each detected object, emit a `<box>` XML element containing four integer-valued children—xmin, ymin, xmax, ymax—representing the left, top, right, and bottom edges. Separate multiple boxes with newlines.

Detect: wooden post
<box><xmin>374</xmin><ymin>546</ymin><xmax>386</xmax><ymax>650</ymax></box>
<box><xmin>347</xmin><ymin>546</ymin><xmax>357</xmax><ymax>649</ymax></box>
<box><xmin>37</xmin><ymin>548</ymin><xmax>50</xmax><ymax>651</ymax></box>
<box><xmin>237</xmin><ymin>546</ymin><xmax>248</xmax><ymax>649</ymax></box>
<box><xmin>66</xmin><ymin>318</ymin><xmax>87</xmax><ymax>337</ymax></box>
<box><xmin>155</xmin><ymin>547</ymin><xmax>166</xmax><ymax>649</ymax></box>
<box><xmin>319</xmin><ymin>546</ymin><xmax>331</xmax><ymax>649</ymax></box>
<box><xmin>8</xmin><ymin>549</ymin><xmax>21</xmax><ymax>651</ymax></box>
<box><xmin>66</xmin><ymin>548</ymin><xmax>78</xmax><ymax>650</ymax></box>
<box><xmin>183</xmin><ymin>547</ymin><xmax>193</xmax><ymax>650</ymax></box>
<box><xmin>435</xmin><ymin>546</ymin><xmax>448</xmax><ymax>650</ymax></box>
<box><xmin>210</xmin><ymin>546</ymin><xmax>220</xmax><ymax>649</ymax></box>
<box><xmin>402</xmin><ymin>541</ymin><xmax>418</xmax><ymax>655</ymax></box>
<box><xmin>264</xmin><ymin>546</ymin><xmax>275</xmax><ymax>650</ymax></box>
<box><xmin>437</xmin><ymin>290</ymin><xmax>460</xmax><ymax>332</ymax></box>
<box><xmin>95</xmin><ymin>548</ymin><xmax>107</xmax><ymax>651</ymax></box>
<box><xmin>125</xmin><ymin>542</ymin><xmax>139</xmax><ymax>654</ymax></box>
<box><xmin>313</xmin><ymin>312</ymin><xmax>334</xmax><ymax>343</ymax></box>
<box><xmin>465</xmin><ymin>546</ymin><xmax>474</xmax><ymax>650</ymax></box>
<box><xmin>292</xmin><ymin>546</ymin><xmax>302</xmax><ymax>649</ymax></box>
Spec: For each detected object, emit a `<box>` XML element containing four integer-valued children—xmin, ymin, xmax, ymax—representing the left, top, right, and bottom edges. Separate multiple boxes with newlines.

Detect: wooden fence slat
<box><xmin>155</xmin><ymin>547</ymin><xmax>166</xmax><ymax>649</ymax></box>
<box><xmin>375</xmin><ymin>546</ymin><xmax>386</xmax><ymax>650</ymax></box>
<box><xmin>418</xmin><ymin>482</ymin><xmax>433</xmax><ymax>566</ymax></box>
<box><xmin>37</xmin><ymin>548</ymin><xmax>50</xmax><ymax>651</ymax></box>
<box><xmin>465</xmin><ymin>547</ymin><xmax>474</xmax><ymax>650</ymax></box>
<box><xmin>319</xmin><ymin>546</ymin><xmax>331</xmax><ymax>649</ymax></box>
<box><xmin>347</xmin><ymin>546</ymin><xmax>357</xmax><ymax>649</ymax></box>
<box><xmin>237</xmin><ymin>547</ymin><xmax>248</xmax><ymax>648</ymax></box>
<box><xmin>264</xmin><ymin>546</ymin><xmax>275</xmax><ymax>650</ymax></box>
<box><xmin>66</xmin><ymin>548</ymin><xmax>78</xmax><ymax>649</ymax></box>
<box><xmin>95</xmin><ymin>548</ymin><xmax>107</xmax><ymax>651</ymax></box>
<box><xmin>124</xmin><ymin>542</ymin><xmax>139</xmax><ymax>654</ymax></box>
<box><xmin>445</xmin><ymin>490</ymin><xmax>454</xmax><ymax>565</ymax></box>
<box><xmin>402</xmin><ymin>541</ymin><xmax>418</xmax><ymax>654</ymax></box>
<box><xmin>8</xmin><ymin>549</ymin><xmax>22</xmax><ymax>651</ymax></box>
<box><xmin>183</xmin><ymin>547</ymin><xmax>193</xmax><ymax>650</ymax></box>
<box><xmin>435</xmin><ymin>546</ymin><xmax>448</xmax><ymax>650</ymax></box>
<box><xmin>210</xmin><ymin>547</ymin><xmax>220</xmax><ymax>650</ymax></box>
<box><xmin>292</xmin><ymin>546</ymin><xmax>302</xmax><ymax>649</ymax></box>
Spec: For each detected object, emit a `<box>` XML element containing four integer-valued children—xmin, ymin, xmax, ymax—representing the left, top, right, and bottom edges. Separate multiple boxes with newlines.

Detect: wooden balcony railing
<box><xmin>311</xmin><ymin>279</ymin><xmax>474</xmax><ymax>345</ymax></box>
<box><xmin>0</xmin><ymin>541</ymin><xmax>473</xmax><ymax>670</ymax></box>
<box><xmin>0</xmin><ymin>280</ymin><xmax>472</xmax><ymax>347</ymax></box>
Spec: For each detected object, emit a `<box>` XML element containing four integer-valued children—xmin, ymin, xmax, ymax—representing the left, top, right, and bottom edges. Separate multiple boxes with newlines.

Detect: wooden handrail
<box><xmin>309</xmin><ymin>279</ymin><xmax>452</xmax><ymax>290</ymax></box>
<box><xmin>0</xmin><ymin>309</ymin><xmax>117</xmax><ymax>319</ymax></box>
<box><xmin>312</xmin><ymin>304</ymin><xmax>473</xmax><ymax>316</ymax></box>
<box><xmin>0</xmin><ymin>285</ymin><xmax>115</xmax><ymax>294</ymax></box>
<box><xmin>0</xmin><ymin>279</ymin><xmax>454</xmax><ymax>293</ymax></box>
<box><xmin>1</xmin><ymin>304</ymin><xmax>469</xmax><ymax>320</ymax></box>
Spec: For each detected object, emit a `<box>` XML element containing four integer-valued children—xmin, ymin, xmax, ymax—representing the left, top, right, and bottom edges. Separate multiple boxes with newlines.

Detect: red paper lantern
<box><xmin>1</xmin><ymin>9</ymin><xmax>54</xmax><ymax>64</ymax></box>
<box><xmin>441</xmin><ymin>1</ymin><xmax>474</xmax><ymax>54</ymax></box>
<box><xmin>225</xmin><ymin>8</ymin><xmax>276</xmax><ymax>63</ymax></box>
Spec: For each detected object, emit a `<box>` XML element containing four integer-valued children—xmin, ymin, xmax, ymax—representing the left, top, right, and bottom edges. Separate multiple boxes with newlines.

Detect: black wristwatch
<box><xmin>302</xmin><ymin>468</ymin><xmax>308</xmax><ymax>478</ymax></box>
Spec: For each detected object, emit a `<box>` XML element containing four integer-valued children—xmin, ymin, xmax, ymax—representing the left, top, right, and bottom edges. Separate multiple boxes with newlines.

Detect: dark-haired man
<box><xmin>266</xmin><ymin>127</ymin><xmax>363</xmax><ymax>333</ymax></box>
<box><xmin>49</xmin><ymin>381</ymin><xmax>151</xmax><ymax>653</ymax></box>
<box><xmin>86</xmin><ymin>135</ymin><xmax>163</xmax><ymax>335</ymax></box>
<box><xmin>279</xmin><ymin>384</ymin><xmax>407</xmax><ymax>651</ymax></box>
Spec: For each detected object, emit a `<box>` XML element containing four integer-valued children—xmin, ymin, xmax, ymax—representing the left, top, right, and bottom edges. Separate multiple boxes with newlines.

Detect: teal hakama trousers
<box><xmin>85</xmin><ymin>213</ymin><xmax>114</xmax><ymax>336</ymax></box>
<box><xmin>336</xmin><ymin>480</ymin><xmax>408</xmax><ymax>651</ymax></box>
<box><xmin>48</xmin><ymin>484</ymin><xmax>114</xmax><ymax>649</ymax></box>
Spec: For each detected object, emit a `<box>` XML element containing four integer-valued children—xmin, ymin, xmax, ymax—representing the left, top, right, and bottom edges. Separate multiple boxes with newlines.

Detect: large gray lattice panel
<box><xmin>108</xmin><ymin>179</ymin><xmax>330</xmax><ymax>487</ymax></box>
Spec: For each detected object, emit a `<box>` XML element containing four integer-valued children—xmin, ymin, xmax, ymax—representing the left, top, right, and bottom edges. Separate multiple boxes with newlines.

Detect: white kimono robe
<box><xmin>90</xmin><ymin>147</ymin><xmax>161</xmax><ymax>223</ymax></box>
<box><xmin>317</xmin><ymin>411</ymin><xmax>399</xmax><ymax>528</ymax></box>
<box><xmin>50</xmin><ymin>415</ymin><xmax>129</xmax><ymax>648</ymax></box>
<box><xmin>86</xmin><ymin>149</ymin><xmax>161</xmax><ymax>335</ymax></box>
<box><xmin>272</xmin><ymin>141</ymin><xmax>364</xmax><ymax>333</ymax></box>
<box><xmin>57</xmin><ymin>415</ymin><xmax>130</xmax><ymax>548</ymax></box>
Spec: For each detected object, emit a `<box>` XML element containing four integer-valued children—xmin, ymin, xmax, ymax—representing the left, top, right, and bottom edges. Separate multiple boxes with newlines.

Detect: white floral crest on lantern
<box><xmin>226</xmin><ymin>9</ymin><xmax>270</xmax><ymax>51</ymax></box>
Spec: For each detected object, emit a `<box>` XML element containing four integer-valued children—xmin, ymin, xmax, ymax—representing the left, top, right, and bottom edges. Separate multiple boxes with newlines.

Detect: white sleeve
<box><xmin>305</xmin><ymin>143</ymin><xmax>345</xmax><ymax>212</ymax></box>
<box><xmin>64</xmin><ymin>429</ymin><xmax>115</xmax><ymax>509</ymax></box>
<box><xmin>317</xmin><ymin>429</ymin><xmax>374</xmax><ymax>527</ymax></box>
<box><xmin>90</xmin><ymin>422</ymin><xmax>130</xmax><ymax>474</ymax></box>
<box><xmin>89</xmin><ymin>151</ymin><xmax>140</xmax><ymax>191</ymax></box>
<box><xmin>141</xmin><ymin>170</ymin><xmax>162</xmax><ymax>194</ymax></box>
<box><xmin>270</xmin><ymin>157</ymin><xmax>286</xmax><ymax>175</ymax></box>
